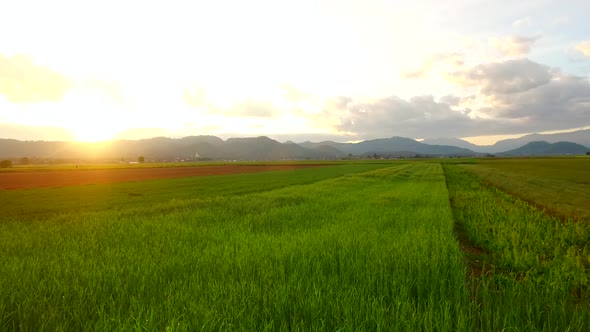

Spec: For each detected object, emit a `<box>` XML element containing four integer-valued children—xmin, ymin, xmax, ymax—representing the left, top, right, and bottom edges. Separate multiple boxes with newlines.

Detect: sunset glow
<box><xmin>1</xmin><ymin>0</ymin><xmax>589</xmax><ymax>143</ymax></box>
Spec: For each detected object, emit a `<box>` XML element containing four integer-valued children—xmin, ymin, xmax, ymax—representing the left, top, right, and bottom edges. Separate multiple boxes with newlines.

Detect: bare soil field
<box><xmin>0</xmin><ymin>164</ymin><xmax>326</xmax><ymax>190</ymax></box>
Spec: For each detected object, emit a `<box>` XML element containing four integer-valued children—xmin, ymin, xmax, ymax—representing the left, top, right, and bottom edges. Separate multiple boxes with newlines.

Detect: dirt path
<box><xmin>0</xmin><ymin>164</ymin><xmax>327</xmax><ymax>190</ymax></box>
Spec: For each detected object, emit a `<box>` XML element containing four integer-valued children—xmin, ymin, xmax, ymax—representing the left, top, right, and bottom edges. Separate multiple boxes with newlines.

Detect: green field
<box><xmin>444</xmin><ymin>163</ymin><xmax>590</xmax><ymax>330</ymax></box>
<box><xmin>0</xmin><ymin>164</ymin><xmax>387</xmax><ymax>220</ymax></box>
<box><xmin>1</xmin><ymin>160</ymin><xmax>589</xmax><ymax>330</ymax></box>
<box><xmin>0</xmin><ymin>160</ymin><xmax>352</xmax><ymax>173</ymax></box>
<box><xmin>461</xmin><ymin>158</ymin><xmax>590</xmax><ymax>220</ymax></box>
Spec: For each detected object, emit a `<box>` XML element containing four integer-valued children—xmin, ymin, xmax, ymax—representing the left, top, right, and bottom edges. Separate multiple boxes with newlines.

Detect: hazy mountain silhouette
<box><xmin>489</xmin><ymin>130</ymin><xmax>590</xmax><ymax>153</ymax></box>
<box><xmin>2</xmin><ymin>132</ymin><xmax>589</xmax><ymax>161</ymax></box>
<box><xmin>1</xmin><ymin>135</ymin><xmax>476</xmax><ymax>160</ymax></box>
<box><xmin>420</xmin><ymin>137</ymin><xmax>483</xmax><ymax>151</ymax></box>
<box><xmin>0</xmin><ymin>136</ymin><xmax>345</xmax><ymax>161</ymax></box>
<box><xmin>423</xmin><ymin>129</ymin><xmax>590</xmax><ymax>153</ymax></box>
<box><xmin>301</xmin><ymin>137</ymin><xmax>475</xmax><ymax>156</ymax></box>
<box><xmin>498</xmin><ymin>141</ymin><xmax>589</xmax><ymax>156</ymax></box>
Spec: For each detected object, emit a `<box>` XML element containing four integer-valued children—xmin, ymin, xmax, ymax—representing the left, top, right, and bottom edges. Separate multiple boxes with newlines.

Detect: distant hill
<box><xmin>4</xmin><ymin>134</ymin><xmax>588</xmax><ymax>161</ymax></box>
<box><xmin>488</xmin><ymin>131</ymin><xmax>589</xmax><ymax>153</ymax></box>
<box><xmin>0</xmin><ymin>136</ymin><xmax>337</xmax><ymax>161</ymax></box>
<box><xmin>426</xmin><ymin>129</ymin><xmax>590</xmax><ymax>153</ymax></box>
<box><xmin>217</xmin><ymin>136</ymin><xmax>320</xmax><ymax>160</ymax></box>
<box><xmin>300</xmin><ymin>137</ymin><xmax>476</xmax><ymax>156</ymax></box>
<box><xmin>420</xmin><ymin>137</ymin><xmax>483</xmax><ymax>151</ymax></box>
<box><xmin>0</xmin><ymin>135</ymin><xmax>478</xmax><ymax>161</ymax></box>
<box><xmin>498</xmin><ymin>141</ymin><xmax>590</xmax><ymax>156</ymax></box>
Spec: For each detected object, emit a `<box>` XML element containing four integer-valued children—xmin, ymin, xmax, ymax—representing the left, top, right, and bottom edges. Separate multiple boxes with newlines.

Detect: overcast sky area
<box><xmin>1</xmin><ymin>0</ymin><xmax>590</xmax><ymax>145</ymax></box>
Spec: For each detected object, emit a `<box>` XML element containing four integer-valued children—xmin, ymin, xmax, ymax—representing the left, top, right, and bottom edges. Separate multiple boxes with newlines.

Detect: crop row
<box><xmin>444</xmin><ymin>164</ymin><xmax>590</xmax><ymax>331</ymax></box>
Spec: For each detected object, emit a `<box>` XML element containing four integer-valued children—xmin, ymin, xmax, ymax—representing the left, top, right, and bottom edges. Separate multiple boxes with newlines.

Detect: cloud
<box><xmin>489</xmin><ymin>35</ymin><xmax>539</xmax><ymax>56</ymax></box>
<box><xmin>324</xmin><ymin>96</ymin><xmax>353</xmax><ymax>111</ymax></box>
<box><xmin>323</xmin><ymin>58</ymin><xmax>590</xmax><ymax>139</ymax></box>
<box><xmin>512</xmin><ymin>17</ymin><xmax>533</xmax><ymax>29</ymax></box>
<box><xmin>0</xmin><ymin>54</ymin><xmax>71</xmax><ymax>103</ymax></box>
<box><xmin>183</xmin><ymin>86</ymin><xmax>207</xmax><ymax>108</ymax></box>
<box><xmin>183</xmin><ymin>85</ymin><xmax>282</xmax><ymax>118</ymax></box>
<box><xmin>281</xmin><ymin>85</ymin><xmax>313</xmax><ymax>102</ymax></box>
<box><xmin>0</xmin><ymin>123</ymin><xmax>73</xmax><ymax>141</ymax></box>
<box><xmin>323</xmin><ymin>95</ymin><xmax>476</xmax><ymax>139</ymax></box>
<box><xmin>551</xmin><ymin>16</ymin><xmax>568</xmax><ymax>27</ymax></box>
<box><xmin>83</xmin><ymin>78</ymin><xmax>125</xmax><ymax>104</ymax></box>
<box><xmin>575</xmin><ymin>41</ymin><xmax>590</xmax><ymax>57</ymax></box>
<box><xmin>439</xmin><ymin>95</ymin><xmax>461</xmax><ymax>106</ymax></box>
<box><xmin>227</xmin><ymin>100</ymin><xmax>275</xmax><ymax>117</ymax></box>
<box><xmin>483</xmin><ymin>73</ymin><xmax>590</xmax><ymax>122</ymax></box>
<box><xmin>446</xmin><ymin>58</ymin><xmax>552</xmax><ymax>94</ymax></box>
<box><xmin>402</xmin><ymin>53</ymin><xmax>464</xmax><ymax>79</ymax></box>
<box><xmin>450</xmin><ymin>58</ymin><xmax>590</xmax><ymax>132</ymax></box>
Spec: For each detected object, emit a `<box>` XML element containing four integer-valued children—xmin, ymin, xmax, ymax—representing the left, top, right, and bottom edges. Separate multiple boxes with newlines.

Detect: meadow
<box><xmin>0</xmin><ymin>159</ymin><xmax>589</xmax><ymax>330</ymax></box>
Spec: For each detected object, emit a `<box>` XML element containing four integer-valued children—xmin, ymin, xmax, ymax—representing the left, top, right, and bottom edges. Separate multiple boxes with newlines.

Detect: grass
<box><xmin>0</xmin><ymin>159</ymin><xmax>401</xmax><ymax>173</ymax></box>
<box><xmin>0</xmin><ymin>163</ymin><xmax>473</xmax><ymax>330</ymax></box>
<box><xmin>461</xmin><ymin>158</ymin><xmax>590</xmax><ymax>220</ymax></box>
<box><xmin>0</xmin><ymin>163</ymin><xmax>387</xmax><ymax>220</ymax></box>
<box><xmin>444</xmin><ymin>164</ymin><xmax>590</xmax><ymax>331</ymax></box>
<box><xmin>1</xmin><ymin>160</ymin><xmax>589</xmax><ymax>330</ymax></box>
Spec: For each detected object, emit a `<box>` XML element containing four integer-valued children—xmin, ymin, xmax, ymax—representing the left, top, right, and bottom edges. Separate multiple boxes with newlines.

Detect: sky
<box><xmin>1</xmin><ymin>0</ymin><xmax>590</xmax><ymax>145</ymax></box>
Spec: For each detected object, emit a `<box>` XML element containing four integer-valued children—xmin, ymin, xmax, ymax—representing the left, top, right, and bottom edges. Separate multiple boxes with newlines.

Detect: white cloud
<box><xmin>227</xmin><ymin>100</ymin><xmax>276</xmax><ymax>118</ymax></box>
<box><xmin>512</xmin><ymin>17</ymin><xmax>533</xmax><ymax>29</ymax></box>
<box><xmin>0</xmin><ymin>123</ymin><xmax>73</xmax><ymax>141</ymax></box>
<box><xmin>402</xmin><ymin>53</ymin><xmax>464</xmax><ymax>79</ymax></box>
<box><xmin>322</xmin><ymin>58</ymin><xmax>590</xmax><ymax>139</ymax></box>
<box><xmin>322</xmin><ymin>95</ymin><xmax>475</xmax><ymax>139</ymax></box>
<box><xmin>489</xmin><ymin>35</ymin><xmax>540</xmax><ymax>56</ymax></box>
<box><xmin>0</xmin><ymin>54</ymin><xmax>71</xmax><ymax>103</ymax></box>
<box><xmin>551</xmin><ymin>16</ymin><xmax>568</xmax><ymax>26</ymax></box>
<box><xmin>446</xmin><ymin>58</ymin><xmax>552</xmax><ymax>95</ymax></box>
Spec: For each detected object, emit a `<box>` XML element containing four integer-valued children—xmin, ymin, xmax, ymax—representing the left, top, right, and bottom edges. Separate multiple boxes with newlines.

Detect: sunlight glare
<box><xmin>60</xmin><ymin>89</ymin><xmax>129</xmax><ymax>142</ymax></box>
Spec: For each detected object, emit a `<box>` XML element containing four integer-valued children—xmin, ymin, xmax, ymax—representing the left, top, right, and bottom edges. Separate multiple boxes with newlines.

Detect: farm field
<box><xmin>444</xmin><ymin>163</ymin><xmax>590</xmax><ymax>330</ymax></box>
<box><xmin>0</xmin><ymin>160</ymin><xmax>350</xmax><ymax>173</ymax></box>
<box><xmin>460</xmin><ymin>157</ymin><xmax>590</xmax><ymax>221</ymax></box>
<box><xmin>0</xmin><ymin>164</ymin><xmax>330</xmax><ymax>189</ymax></box>
<box><xmin>0</xmin><ymin>163</ymin><xmax>387</xmax><ymax>220</ymax></box>
<box><xmin>1</xmin><ymin>161</ymin><xmax>589</xmax><ymax>330</ymax></box>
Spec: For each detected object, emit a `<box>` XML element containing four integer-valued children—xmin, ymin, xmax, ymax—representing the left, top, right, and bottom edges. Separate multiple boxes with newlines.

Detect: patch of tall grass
<box><xmin>444</xmin><ymin>164</ymin><xmax>590</xmax><ymax>331</ymax></box>
<box><xmin>0</xmin><ymin>164</ymin><xmax>471</xmax><ymax>330</ymax></box>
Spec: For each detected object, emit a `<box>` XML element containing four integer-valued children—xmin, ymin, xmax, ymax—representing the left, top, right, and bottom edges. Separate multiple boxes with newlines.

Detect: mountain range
<box><xmin>498</xmin><ymin>141</ymin><xmax>589</xmax><ymax>156</ymax></box>
<box><xmin>422</xmin><ymin>129</ymin><xmax>590</xmax><ymax>153</ymax></box>
<box><xmin>0</xmin><ymin>130</ymin><xmax>588</xmax><ymax>161</ymax></box>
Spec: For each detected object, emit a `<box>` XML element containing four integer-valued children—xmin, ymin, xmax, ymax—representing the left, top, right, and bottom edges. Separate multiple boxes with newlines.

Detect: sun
<box><xmin>57</xmin><ymin>89</ymin><xmax>130</xmax><ymax>142</ymax></box>
<box><xmin>63</xmin><ymin>111</ymin><xmax>125</xmax><ymax>142</ymax></box>
<box><xmin>69</xmin><ymin>124</ymin><xmax>120</xmax><ymax>142</ymax></box>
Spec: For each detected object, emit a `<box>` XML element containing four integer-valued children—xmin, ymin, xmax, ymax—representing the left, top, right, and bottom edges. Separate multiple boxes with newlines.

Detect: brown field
<box><xmin>0</xmin><ymin>164</ymin><xmax>326</xmax><ymax>190</ymax></box>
